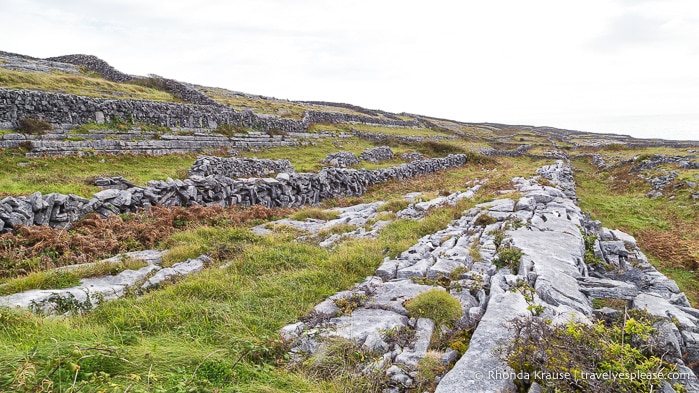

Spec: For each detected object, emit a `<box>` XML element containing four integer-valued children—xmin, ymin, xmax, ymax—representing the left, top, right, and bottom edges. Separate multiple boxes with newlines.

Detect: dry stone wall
<box><xmin>360</xmin><ymin>146</ymin><xmax>394</xmax><ymax>162</ymax></box>
<box><xmin>44</xmin><ymin>54</ymin><xmax>133</xmax><ymax>82</ymax></box>
<box><xmin>0</xmin><ymin>88</ymin><xmax>303</xmax><ymax>133</ymax></box>
<box><xmin>0</xmin><ymin>89</ymin><xmax>421</xmax><ymax>140</ymax></box>
<box><xmin>188</xmin><ymin>156</ymin><xmax>294</xmax><ymax>178</ymax></box>
<box><xmin>0</xmin><ymin>154</ymin><xmax>469</xmax><ymax>232</ymax></box>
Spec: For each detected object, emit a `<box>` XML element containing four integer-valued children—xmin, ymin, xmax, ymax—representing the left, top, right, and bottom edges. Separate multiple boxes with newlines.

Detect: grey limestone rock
<box><xmin>321</xmin><ymin>151</ymin><xmax>360</xmax><ymax>168</ymax></box>
<box><xmin>360</xmin><ymin>146</ymin><xmax>394</xmax><ymax>162</ymax></box>
<box><xmin>435</xmin><ymin>273</ymin><xmax>530</xmax><ymax>393</ymax></box>
<box><xmin>578</xmin><ymin>277</ymin><xmax>638</xmax><ymax>300</ymax></box>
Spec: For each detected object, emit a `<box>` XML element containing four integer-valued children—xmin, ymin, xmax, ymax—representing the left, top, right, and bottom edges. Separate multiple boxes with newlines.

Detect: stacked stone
<box><xmin>478</xmin><ymin>144</ymin><xmax>532</xmax><ymax>157</ymax></box>
<box><xmin>360</xmin><ymin>146</ymin><xmax>394</xmax><ymax>162</ymax></box>
<box><xmin>632</xmin><ymin>154</ymin><xmax>699</xmax><ymax>172</ymax></box>
<box><xmin>400</xmin><ymin>152</ymin><xmax>424</xmax><ymax>162</ymax></box>
<box><xmin>94</xmin><ymin>177</ymin><xmax>136</xmax><ymax>190</ymax></box>
<box><xmin>141</xmin><ymin>77</ymin><xmax>222</xmax><ymax>106</ymax></box>
<box><xmin>0</xmin><ymin>88</ymin><xmax>425</xmax><ymax>137</ymax></box>
<box><xmin>351</xmin><ymin>129</ymin><xmax>456</xmax><ymax>144</ymax></box>
<box><xmin>321</xmin><ymin>152</ymin><xmax>360</xmax><ymax>168</ymax></box>
<box><xmin>302</xmin><ymin>111</ymin><xmax>418</xmax><ymax>129</ymax></box>
<box><xmin>0</xmin><ymin>154</ymin><xmax>469</xmax><ymax>232</ymax></box>
<box><xmin>45</xmin><ymin>54</ymin><xmax>133</xmax><ymax>82</ymax></box>
<box><xmin>188</xmin><ymin>156</ymin><xmax>294</xmax><ymax>178</ymax></box>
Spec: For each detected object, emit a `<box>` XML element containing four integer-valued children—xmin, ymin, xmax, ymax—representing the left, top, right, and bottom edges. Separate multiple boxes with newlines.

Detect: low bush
<box><xmin>17</xmin><ymin>117</ymin><xmax>52</xmax><ymax>135</ymax></box>
<box><xmin>474</xmin><ymin>213</ymin><xmax>497</xmax><ymax>226</ymax></box>
<box><xmin>404</xmin><ymin>289</ymin><xmax>462</xmax><ymax>327</ymax></box>
<box><xmin>493</xmin><ymin>247</ymin><xmax>524</xmax><ymax>272</ymax></box>
<box><xmin>503</xmin><ymin>312</ymin><xmax>676</xmax><ymax>392</ymax></box>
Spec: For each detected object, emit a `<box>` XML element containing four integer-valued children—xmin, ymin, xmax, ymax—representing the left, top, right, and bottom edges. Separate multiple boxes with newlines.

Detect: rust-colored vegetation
<box><xmin>0</xmin><ymin>204</ymin><xmax>290</xmax><ymax>279</ymax></box>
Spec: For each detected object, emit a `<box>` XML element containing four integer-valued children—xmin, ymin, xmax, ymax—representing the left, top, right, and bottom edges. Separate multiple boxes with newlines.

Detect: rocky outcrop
<box><xmin>0</xmin><ymin>154</ymin><xmax>469</xmax><ymax>232</ymax></box>
<box><xmin>0</xmin><ymin>51</ymin><xmax>81</xmax><ymax>75</ymax></box>
<box><xmin>188</xmin><ymin>156</ymin><xmax>294</xmax><ymax>178</ymax></box>
<box><xmin>280</xmin><ymin>160</ymin><xmax>699</xmax><ymax>392</ymax></box>
<box><xmin>0</xmin><ymin>250</ymin><xmax>211</xmax><ymax>314</ymax></box>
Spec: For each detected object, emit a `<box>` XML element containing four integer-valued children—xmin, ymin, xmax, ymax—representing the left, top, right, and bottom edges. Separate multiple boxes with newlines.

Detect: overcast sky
<box><xmin>1</xmin><ymin>0</ymin><xmax>698</xmax><ymax>141</ymax></box>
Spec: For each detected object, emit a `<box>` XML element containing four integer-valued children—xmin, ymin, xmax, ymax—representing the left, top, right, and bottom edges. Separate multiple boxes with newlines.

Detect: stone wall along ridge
<box><xmin>0</xmin><ymin>88</ymin><xmax>421</xmax><ymax>135</ymax></box>
<box><xmin>188</xmin><ymin>156</ymin><xmax>295</xmax><ymax>178</ymax></box>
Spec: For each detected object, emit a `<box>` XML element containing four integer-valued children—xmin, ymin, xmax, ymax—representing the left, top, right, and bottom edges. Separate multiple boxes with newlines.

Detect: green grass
<box><xmin>0</xmin><ymin>195</ymin><xmax>473</xmax><ymax>392</ymax></box>
<box><xmin>0</xmin><ymin>258</ymin><xmax>148</xmax><ymax>296</ymax></box>
<box><xmin>0</xmin><ymin>68</ymin><xmax>179</xmax><ymax>102</ymax></box>
<box><xmin>349</xmin><ymin>123</ymin><xmax>451</xmax><ymax>137</ymax></box>
<box><xmin>573</xmin><ymin>154</ymin><xmax>699</xmax><ymax>305</ymax></box>
<box><xmin>198</xmin><ymin>87</ymin><xmax>383</xmax><ymax>120</ymax></box>
<box><xmin>289</xmin><ymin>208</ymin><xmax>341</xmax><ymax>222</ymax></box>
<box><xmin>239</xmin><ymin>137</ymin><xmax>415</xmax><ymax>172</ymax></box>
<box><xmin>0</xmin><ymin>150</ymin><xmax>197</xmax><ymax>196</ymax></box>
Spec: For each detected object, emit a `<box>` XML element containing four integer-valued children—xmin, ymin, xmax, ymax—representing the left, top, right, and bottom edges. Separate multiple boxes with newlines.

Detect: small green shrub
<box><xmin>17</xmin><ymin>117</ymin><xmax>52</xmax><ymax>135</ymax></box>
<box><xmin>215</xmin><ymin>123</ymin><xmax>248</xmax><ymax>137</ymax></box>
<box><xmin>493</xmin><ymin>247</ymin><xmax>524</xmax><ymax>272</ymax></box>
<box><xmin>382</xmin><ymin>325</ymin><xmax>416</xmax><ymax>348</ymax></box>
<box><xmin>490</xmin><ymin>228</ymin><xmax>506</xmax><ymax>248</ymax></box>
<box><xmin>469</xmin><ymin>245</ymin><xmax>483</xmax><ymax>262</ymax></box>
<box><xmin>504</xmin><ymin>312</ymin><xmax>675</xmax><ymax>392</ymax></box>
<box><xmin>417</xmin><ymin>141</ymin><xmax>467</xmax><ymax>157</ymax></box>
<box><xmin>333</xmin><ymin>293</ymin><xmax>367</xmax><ymax>314</ymax></box>
<box><xmin>405</xmin><ymin>289</ymin><xmax>462</xmax><ymax>327</ymax></box>
<box><xmin>582</xmin><ymin>230</ymin><xmax>604</xmax><ymax>266</ymax></box>
<box><xmin>415</xmin><ymin>352</ymin><xmax>445</xmax><ymax>390</ymax></box>
<box><xmin>474</xmin><ymin>213</ymin><xmax>497</xmax><ymax>226</ymax></box>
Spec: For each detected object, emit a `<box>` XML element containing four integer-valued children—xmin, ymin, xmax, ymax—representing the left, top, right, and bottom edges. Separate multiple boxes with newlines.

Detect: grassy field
<box><xmin>1</xmin><ymin>118</ymin><xmax>698</xmax><ymax>391</ymax></box>
<box><xmin>0</xmin><ymin>149</ymin><xmax>197</xmax><ymax>196</ymax></box>
<box><xmin>0</xmin><ymin>68</ymin><xmax>179</xmax><ymax>102</ymax></box>
<box><xmin>196</xmin><ymin>87</ymin><xmax>383</xmax><ymax>120</ymax></box>
<box><xmin>0</xmin><ymin>147</ymin><xmax>553</xmax><ymax>392</ymax></box>
<box><xmin>0</xmin><ymin>167</ymin><xmax>490</xmax><ymax>392</ymax></box>
<box><xmin>572</xmin><ymin>150</ymin><xmax>699</xmax><ymax>304</ymax></box>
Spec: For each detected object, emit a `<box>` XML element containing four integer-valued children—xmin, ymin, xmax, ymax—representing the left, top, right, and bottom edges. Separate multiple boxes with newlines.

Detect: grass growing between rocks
<box><xmin>0</xmin><ymin>195</ymin><xmax>474</xmax><ymax>392</ymax></box>
<box><xmin>573</xmin><ymin>155</ymin><xmax>699</xmax><ymax>305</ymax></box>
<box><xmin>0</xmin><ymin>258</ymin><xmax>148</xmax><ymax>296</ymax></box>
